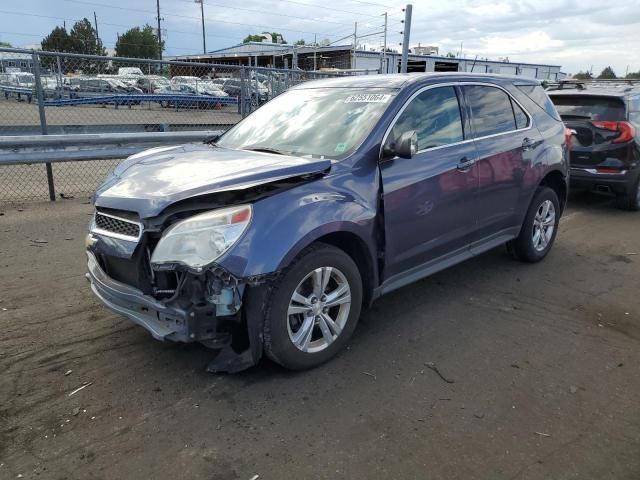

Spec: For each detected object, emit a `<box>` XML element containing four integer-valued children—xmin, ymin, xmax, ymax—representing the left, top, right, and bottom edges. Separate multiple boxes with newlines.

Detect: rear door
<box><xmin>462</xmin><ymin>84</ymin><xmax>541</xmax><ymax>242</ymax></box>
<box><xmin>549</xmin><ymin>94</ymin><xmax>629</xmax><ymax>169</ymax></box>
<box><xmin>380</xmin><ymin>85</ymin><xmax>479</xmax><ymax>279</ymax></box>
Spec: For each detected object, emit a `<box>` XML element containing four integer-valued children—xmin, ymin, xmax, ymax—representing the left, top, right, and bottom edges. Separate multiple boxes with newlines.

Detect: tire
<box><xmin>263</xmin><ymin>243</ymin><xmax>362</xmax><ymax>370</ymax></box>
<box><xmin>615</xmin><ymin>176</ymin><xmax>640</xmax><ymax>211</ymax></box>
<box><xmin>507</xmin><ymin>187</ymin><xmax>560</xmax><ymax>263</ymax></box>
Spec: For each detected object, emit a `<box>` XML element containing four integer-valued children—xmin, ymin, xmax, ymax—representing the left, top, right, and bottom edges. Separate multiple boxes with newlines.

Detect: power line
<box><xmin>342</xmin><ymin>0</ymin><xmax>395</xmax><ymax>8</ymax></box>
<box><xmin>178</xmin><ymin>0</ymin><xmax>366</xmax><ymax>26</ymax></box>
<box><xmin>61</xmin><ymin>0</ymin><xmax>375</xmax><ymax>37</ymax></box>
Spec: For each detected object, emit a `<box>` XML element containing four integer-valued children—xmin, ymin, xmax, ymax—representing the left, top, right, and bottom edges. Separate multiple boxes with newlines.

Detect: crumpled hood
<box><xmin>94</xmin><ymin>143</ymin><xmax>331</xmax><ymax>218</ymax></box>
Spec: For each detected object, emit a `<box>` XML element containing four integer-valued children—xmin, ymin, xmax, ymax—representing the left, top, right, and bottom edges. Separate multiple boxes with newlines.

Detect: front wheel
<box><xmin>263</xmin><ymin>243</ymin><xmax>362</xmax><ymax>370</ymax></box>
<box><xmin>507</xmin><ymin>187</ymin><xmax>560</xmax><ymax>263</ymax></box>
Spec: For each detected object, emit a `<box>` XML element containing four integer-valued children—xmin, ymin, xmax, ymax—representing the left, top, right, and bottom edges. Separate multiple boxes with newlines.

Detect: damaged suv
<box><xmin>87</xmin><ymin>73</ymin><xmax>569</xmax><ymax>372</ymax></box>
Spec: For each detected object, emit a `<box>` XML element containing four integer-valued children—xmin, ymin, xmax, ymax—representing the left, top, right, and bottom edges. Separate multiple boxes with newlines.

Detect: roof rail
<box><xmin>544</xmin><ymin>79</ymin><xmax>585</xmax><ymax>91</ymax></box>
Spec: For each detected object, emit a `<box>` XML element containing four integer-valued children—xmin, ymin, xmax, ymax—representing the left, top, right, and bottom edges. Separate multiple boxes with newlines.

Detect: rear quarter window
<box><xmin>517</xmin><ymin>84</ymin><xmax>561</xmax><ymax>121</ymax></box>
<box><xmin>549</xmin><ymin>95</ymin><xmax>626</xmax><ymax>121</ymax></box>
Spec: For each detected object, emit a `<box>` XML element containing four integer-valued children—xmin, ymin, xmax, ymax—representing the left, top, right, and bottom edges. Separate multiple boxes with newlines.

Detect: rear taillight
<box><xmin>591</xmin><ymin>121</ymin><xmax>636</xmax><ymax>143</ymax></box>
<box><xmin>564</xmin><ymin>127</ymin><xmax>573</xmax><ymax>150</ymax></box>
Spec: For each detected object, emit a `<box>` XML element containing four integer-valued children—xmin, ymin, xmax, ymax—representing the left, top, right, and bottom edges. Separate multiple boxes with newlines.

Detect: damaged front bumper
<box><xmin>86</xmin><ymin>251</ymin><xmax>267</xmax><ymax>372</ymax></box>
<box><xmin>86</xmin><ymin>251</ymin><xmax>198</xmax><ymax>342</ymax></box>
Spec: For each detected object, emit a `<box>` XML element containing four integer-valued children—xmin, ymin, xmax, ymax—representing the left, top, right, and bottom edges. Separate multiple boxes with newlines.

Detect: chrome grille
<box><xmin>93</xmin><ymin>212</ymin><xmax>141</xmax><ymax>240</ymax></box>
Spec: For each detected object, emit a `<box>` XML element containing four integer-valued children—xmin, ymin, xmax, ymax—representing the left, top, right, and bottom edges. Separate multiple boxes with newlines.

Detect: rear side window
<box><xmin>516</xmin><ymin>84</ymin><xmax>561</xmax><ymax>121</ymax></box>
<box><xmin>389</xmin><ymin>86</ymin><xmax>464</xmax><ymax>150</ymax></box>
<box><xmin>512</xmin><ymin>100</ymin><xmax>530</xmax><ymax>129</ymax></box>
<box><xmin>465</xmin><ymin>85</ymin><xmax>517</xmax><ymax>137</ymax></box>
<box><xmin>549</xmin><ymin>95</ymin><xmax>626</xmax><ymax>121</ymax></box>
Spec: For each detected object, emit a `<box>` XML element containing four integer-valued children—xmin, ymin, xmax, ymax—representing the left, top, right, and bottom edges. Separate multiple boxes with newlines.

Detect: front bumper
<box><xmin>86</xmin><ymin>252</ymin><xmax>206</xmax><ymax>343</ymax></box>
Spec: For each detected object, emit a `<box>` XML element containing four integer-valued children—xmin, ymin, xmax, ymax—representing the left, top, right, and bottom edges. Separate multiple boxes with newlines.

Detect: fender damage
<box><xmin>87</xmin><ymin>144</ymin><xmax>333</xmax><ymax>373</ymax></box>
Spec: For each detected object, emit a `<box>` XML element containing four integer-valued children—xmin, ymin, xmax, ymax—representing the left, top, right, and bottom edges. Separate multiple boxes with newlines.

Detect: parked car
<box><xmin>70</xmin><ymin>77</ymin><xmax>142</xmax><ymax>95</ymax></box>
<box><xmin>135</xmin><ymin>75</ymin><xmax>172</xmax><ymax>94</ymax></box>
<box><xmin>548</xmin><ymin>86</ymin><xmax>640</xmax><ymax>210</ymax></box>
<box><xmin>118</xmin><ymin>67</ymin><xmax>144</xmax><ymax>77</ymax></box>
<box><xmin>86</xmin><ymin>73</ymin><xmax>569</xmax><ymax>372</ymax></box>
<box><xmin>7</xmin><ymin>72</ymin><xmax>35</xmax><ymax>88</ymax></box>
<box><xmin>170</xmin><ymin>76</ymin><xmax>227</xmax><ymax>97</ymax></box>
<box><xmin>211</xmin><ymin>77</ymin><xmax>269</xmax><ymax>105</ymax></box>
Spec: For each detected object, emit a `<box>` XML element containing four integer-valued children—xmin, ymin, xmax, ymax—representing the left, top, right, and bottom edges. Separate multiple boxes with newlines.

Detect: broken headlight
<box><xmin>151</xmin><ymin>205</ymin><xmax>252</xmax><ymax>270</ymax></box>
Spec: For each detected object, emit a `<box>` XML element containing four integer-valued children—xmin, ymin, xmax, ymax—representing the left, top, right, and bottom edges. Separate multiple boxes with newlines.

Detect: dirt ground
<box><xmin>1</xmin><ymin>193</ymin><xmax>639</xmax><ymax>480</ymax></box>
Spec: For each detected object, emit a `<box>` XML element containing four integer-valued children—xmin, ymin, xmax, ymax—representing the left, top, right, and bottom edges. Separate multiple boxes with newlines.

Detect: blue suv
<box><xmin>86</xmin><ymin>73</ymin><xmax>569</xmax><ymax>372</ymax></box>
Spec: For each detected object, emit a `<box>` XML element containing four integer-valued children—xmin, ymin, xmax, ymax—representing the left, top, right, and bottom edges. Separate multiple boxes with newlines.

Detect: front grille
<box><xmin>94</xmin><ymin>212</ymin><xmax>141</xmax><ymax>239</ymax></box>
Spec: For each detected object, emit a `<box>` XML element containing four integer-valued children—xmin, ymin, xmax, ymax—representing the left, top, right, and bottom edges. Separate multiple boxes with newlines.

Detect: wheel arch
<box><xmin>539</xmin><ymin>169</ymin><xmax>568</xmax><ymax>213</ymax></box>
<box><xmin>313</xmin><ymin>231</ymin><xmax>377</xmax><ymax>308</ymax></box>
<box><xmin>276</xmin><ymin>226</ymin><xmax>379</xmax><ymax>309</ymax></box>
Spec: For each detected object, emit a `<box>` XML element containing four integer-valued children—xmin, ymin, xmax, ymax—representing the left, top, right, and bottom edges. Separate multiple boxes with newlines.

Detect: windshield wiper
<box><xmin>203</xmin><ymin>134</ymin><xmax>220</xmax><ymax>145</ymax></box>
<box><xmin>244</xmin><ymin>146</ymin><xmax>288</xmax><ymax>155</ymax></box>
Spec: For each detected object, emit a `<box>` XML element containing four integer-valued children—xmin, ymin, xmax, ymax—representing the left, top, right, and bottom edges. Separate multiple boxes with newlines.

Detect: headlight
<box><xmin>151</xmin><ymin>205</ymin><xmax>252</xmax><ymax>270</ymax></box>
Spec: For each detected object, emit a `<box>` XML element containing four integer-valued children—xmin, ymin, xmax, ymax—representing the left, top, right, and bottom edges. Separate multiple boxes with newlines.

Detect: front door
<box><xmin>380</xmin><ymin>85</ymin><xmax>479</xmax><ymax>280</ymax></box>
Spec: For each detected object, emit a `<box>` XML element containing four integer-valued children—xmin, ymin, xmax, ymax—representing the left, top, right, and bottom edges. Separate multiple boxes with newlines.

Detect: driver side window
<box><xmin>389</xmin><ymin>86</ymin><xmax>464</xmax><ymax>151</ymax></box>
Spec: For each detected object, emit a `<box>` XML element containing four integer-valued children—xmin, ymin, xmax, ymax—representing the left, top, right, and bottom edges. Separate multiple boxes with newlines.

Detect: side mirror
<box><xmin>383</xmin><ymin>130</ymin><xmax>418</xmax><ymax>159</ymax></box>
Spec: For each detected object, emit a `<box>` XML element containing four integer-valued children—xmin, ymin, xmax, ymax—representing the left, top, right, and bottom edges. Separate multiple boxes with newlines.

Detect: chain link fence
<box><xmin>0</xmin><ymin>47</ymin><xmax>372</xmax><ymax>203</ymax></box>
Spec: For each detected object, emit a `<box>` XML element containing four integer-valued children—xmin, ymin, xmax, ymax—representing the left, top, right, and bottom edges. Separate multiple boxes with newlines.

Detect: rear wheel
<box><xmin>507</xmin><ymin>187</ymin><xmax>560</xmax><ymax>263</ymax></box>
<box><xmin>263</xmin><ymin>243</ymin><xmax>362</xmax><ymax>370</ymax></box>
<box><xmin>615</xmin><ymin>176</ymin><xmax>640</xmax><ymax>211</ymax></box>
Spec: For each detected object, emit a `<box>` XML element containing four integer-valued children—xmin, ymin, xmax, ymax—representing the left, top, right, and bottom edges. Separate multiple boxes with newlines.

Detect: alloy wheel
<box><xmin>532</xmin><ymin>200</ymin><xmax>556</xmax><ymax>252</ymax></box>
<box><xmin>286</xmin><ymin>267</ymin><xmax>352</xmax><ymax>353</ymax></box>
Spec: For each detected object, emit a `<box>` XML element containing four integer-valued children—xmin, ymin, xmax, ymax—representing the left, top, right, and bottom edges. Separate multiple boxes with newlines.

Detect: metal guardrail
<box><xmin>43</xmin><ymin>94</ymin><xmax>237</xmax><ymax>108</ymax></box>
<box><xmin>0</xmin><ymin>131</ymin><xmax>220</xmax><ymax>200</ymax></box>
<box><xmin>1</xmin><ymin>85</ymin><xmax>34</xmax><ymax>102</ymax></box>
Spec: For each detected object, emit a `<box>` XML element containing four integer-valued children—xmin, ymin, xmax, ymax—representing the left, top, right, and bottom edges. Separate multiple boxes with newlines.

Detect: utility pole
<box><xmin>352</xmin><ymin>22</ymin><xmax>358</xmax><ymax>70</ymax></box>
<box><xmin>93</xmin><ymin>12</ymin><xmax>100</xmax><ymax>50</ymax></box>
<box><xmin>156</xmin><ymin>0</ymin><xmax>163</xmax><ymax>60</ymax></box>
<box><xmin>313</xmin><ymin>33</ymin><xmax>317</xmax><ymax>71</ymax></box>
<box><xmin>400</xmin><ymin>4</ymin><xmax>412</xmax><ymax>73</ymax></box>
<box><xmin>382</xmin><ymin>12</ymin><xmax>388</xmax><ymax>73</ymax></box>
<box><xmin>195</xmin><ymin>0</ymin><xmax>206</xmax><ymax>54</ymax></box>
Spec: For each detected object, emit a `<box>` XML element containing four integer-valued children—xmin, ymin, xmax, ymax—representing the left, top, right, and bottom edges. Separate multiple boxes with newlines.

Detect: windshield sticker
<box><xmin>344</xmin><ymin>93</ymin><xmax>392</xmax><ymax>104</ymax></box>
<box><xmin>334</xmin><ymin>143</ymin><xmax>347</xmax><ymax>153</ymax></box>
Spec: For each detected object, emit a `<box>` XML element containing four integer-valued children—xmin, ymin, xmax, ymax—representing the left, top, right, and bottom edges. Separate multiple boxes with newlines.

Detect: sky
<box><xmin>0</xmin><ymin>0</ymin><xmax>638</xmax><ymax>75</ymax></box>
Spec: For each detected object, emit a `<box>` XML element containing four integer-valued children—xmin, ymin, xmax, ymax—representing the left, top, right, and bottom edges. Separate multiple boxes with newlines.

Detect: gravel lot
<box><xmin>1</xmin><ymin>193</ymin><xmax>639</xmax><ymax>480</ymax></box>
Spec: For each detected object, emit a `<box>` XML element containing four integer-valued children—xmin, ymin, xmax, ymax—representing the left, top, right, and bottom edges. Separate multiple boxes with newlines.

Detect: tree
<box><xmin>115</xmin><ymin>25</ymin><xmax>162</xmax><ymax>60</ymax></box>
<box><xmin>0</xmin><ymin>41</ymin><xmax>12</xmax><ymax>47</ymax></box>
<box><xmin>294</xmin><ymin>39</ymin><xmax>306</xmax><ymax>46</ymax></box>
<box><xmin>243</xmin><ymin>32</ymin><xmax>287</xmax><ymax>44</ymax></box>
<box><xmin>597</xmin><ymin>66</ymin><xmax>617</xmax><ymax>79</ymax></box>
<box><xmin>573</xmin><ymin>71</ymin><xmax>593</xmax><ymax>80</ymax></box>
<box><xmin>41</xmin><ymin>26</ymin><xmax>73</xmax><ymax>53</ymax></box>
<box><xmin>445</xmin><ymin>52</ymin><xmax>456</xmax><ymax>58</ymax></box>
<box><xmin>243</xmin><ymin>34</ymin><xmax>266</xmax><ymax>43</ymax></box>
<box><xmin>626</xmin><ymin>71</ymin><xmax>640</xmax><ymax>80</ymax></box>
<box><xmin>41</xmin><ymin>26</ymin><xmax>75</xmax><ymax>72</ymax></box>
<box><xmin>69</xmin><ymin>18</ymin><xmax>105</xmax><ymax>56</ymax></box>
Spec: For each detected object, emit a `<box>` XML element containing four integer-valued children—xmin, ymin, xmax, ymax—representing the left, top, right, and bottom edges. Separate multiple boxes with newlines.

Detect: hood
<box><xmin>94</xmin><ymin>143</ymin><xmax>331</xmax><ymax>218</ymax></box>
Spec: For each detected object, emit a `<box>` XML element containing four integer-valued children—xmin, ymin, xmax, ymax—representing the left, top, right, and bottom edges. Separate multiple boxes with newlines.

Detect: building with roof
<box><xmin>0</xmin><ymin>51</ymin><xmax>34</xmax><ymax>73</ymax></box>
<box><xmin>167</xmin><ymin>42</ymin><xmax>563</xmax><ymax>81</ymax></box>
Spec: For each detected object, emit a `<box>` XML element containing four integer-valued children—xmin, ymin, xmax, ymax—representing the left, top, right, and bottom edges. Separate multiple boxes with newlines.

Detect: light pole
<box><xmin>194</xmin><ymin>0</ymin><xmax>206</xmax><ymax>54</ymax></box>
<box><xmin>156</xmin><ymin>0</ymin><xmax>163</xmax><ymax>60</ymax></box>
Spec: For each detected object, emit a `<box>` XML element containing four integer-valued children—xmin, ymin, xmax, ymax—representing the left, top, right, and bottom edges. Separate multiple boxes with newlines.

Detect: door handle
<box><xmin>522</xmin><ymin>137</ymin><xmax>542</xmax><ymax>151</ymax></box>
<box><xmin>457</xmin><ymin>156</ymin><xmax>476</xmax><ymax>171</ymax></box>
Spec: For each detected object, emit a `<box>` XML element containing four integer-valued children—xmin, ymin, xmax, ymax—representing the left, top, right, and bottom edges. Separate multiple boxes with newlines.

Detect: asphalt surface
<box><xmin>1</xmin><ymin>193</ymin><xmax>639</xmax><ymax>479</ymax></box>
<box><xmin>0</xmin><ymin>99</ymin><xmax>241</xmax><ymax>131</ymax></box>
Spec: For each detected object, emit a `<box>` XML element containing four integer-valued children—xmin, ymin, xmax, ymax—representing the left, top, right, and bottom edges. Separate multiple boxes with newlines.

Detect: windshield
<box><xmin>217</xmin><ymin>87</ymin><xmax>397</xmax><ymax>159</ymax></box>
